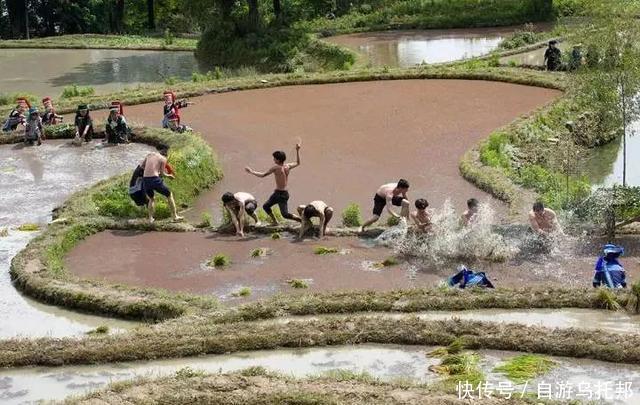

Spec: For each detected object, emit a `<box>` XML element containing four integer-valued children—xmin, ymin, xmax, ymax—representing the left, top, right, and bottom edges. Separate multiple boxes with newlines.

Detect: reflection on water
<box><xmin>585</xmin><ymin>119</ymin><xmax>640</xmax><ymax>187</ymax></box>
<box><xmin>327</xmin><ymin>28</ymin><xmax>512</xmax><ymax>67</ymax></box>
<box><xmin>0</xmin><ymin>48</ymin><xmax>198</xmax><ymax>96</ymax></box>
<box><xmin>0</xmin><ymin>140</ymin><xmax>149</xmax><ymax>338</ymax></box>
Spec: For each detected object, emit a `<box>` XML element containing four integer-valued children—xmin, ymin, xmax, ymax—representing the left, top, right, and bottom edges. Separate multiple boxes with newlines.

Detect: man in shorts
<box><xmin>222</xmin><ymin>191</ymin><xmax>259</xmax><ymax>237</ymax></box>
<box><xmin>140</xmin><ymin>145</ymin><xmax>183</xmax><ymax>223</ymax></box>
<box><xmin>297</xmin><ymin>200</ymin><xmax>334</xmax><ymax>239</ymax></box>
<box><xmin>245</xmin><ymin>143</ymin><xmax>302</xmax><ymax>225</ymax></box>
<box><xmin>360</xmin><ymin>179</ymin><xmax>410</xmax><ymax>232</ymax></box>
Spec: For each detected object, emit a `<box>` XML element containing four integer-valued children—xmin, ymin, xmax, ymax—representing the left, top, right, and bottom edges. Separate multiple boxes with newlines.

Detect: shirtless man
<box><xmin>360</xmin><ymin>179</ymin><xmax>410</xmax><ymax>232</ymax></box>
<box><xmin>297</xmin><ymin>200</ymin><xmax>334</xmax><ymax>239</ymax></box>
<box><xmin>245</xmin><ymin>143</ymin><xmax>302</xmax><ymax>225</ymax></box>
<box><xmin>222</xmin><ymin>191</ymin><xmax>259</xmax><ymax>237</ymax></box>
<box><xmin>411</xmin><ymin>198</ymin><xmax>432</xmax><ymax>233</ymax></box>
<box><xmin>140</xmin><ymin>145</ymin><xmax>183</xmax><ymax>223</ymax></box>
<box><xmin>461</xmin><ymin>198</ymin><xmax>479</xmax><ymax>227</ymax></box>
<box><xmin>528</xmin><ymin>202</ymin><xmax>562</xmax><ymax>236</ymax></box>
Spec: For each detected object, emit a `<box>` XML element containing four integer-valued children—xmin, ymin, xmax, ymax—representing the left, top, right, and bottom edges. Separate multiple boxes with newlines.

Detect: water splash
<box><xmin>376</xmin><ymin>200</ymin><xmax>518</xmax><ymax>263</ymax></box>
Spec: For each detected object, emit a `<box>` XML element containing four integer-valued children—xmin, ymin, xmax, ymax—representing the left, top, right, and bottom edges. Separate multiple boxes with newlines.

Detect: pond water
<box><xmin>2</xmin><ymin>344</ymin><xmax>639</xmax><ymax>404</ymax></box>
<box><xmin>326</xmin><ymin>27</ymin><xmax>514</xmax><ymax>67</ymax></box>
<box><xmin>0</xmin><ymin>139</ymin><xmax>148</xmax><ymax>338</ymax></box>
<box><xmin>0</xmin><ymin>48</ymin><xmax>198</xmax><ymax>97</ymax></box>
<box><xmin>585</xmin><ymin>121</ymin><xmax>640</xmax><ymax>188</ymax></box>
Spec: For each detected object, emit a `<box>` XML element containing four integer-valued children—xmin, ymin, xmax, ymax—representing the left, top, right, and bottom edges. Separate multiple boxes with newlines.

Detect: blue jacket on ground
<box><xmin>448</xmin><ymin>266</ymin><xmax>494</xmax><ymax>289</ymax></box>
<box><xmin>593</xmin><ymin>244</ymin><xmax>626</xmax><ymax>289</ymax></box>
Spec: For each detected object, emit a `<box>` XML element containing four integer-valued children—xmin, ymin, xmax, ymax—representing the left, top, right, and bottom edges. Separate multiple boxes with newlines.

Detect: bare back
<box><xmin>142</xmin><ymin>152</ymin><xmax>166</xmax><ymax>177</ymax></box>
<box><xmin>309</xmin><ymin>200</ymin><xmax>328</xmax><ymax>212</ymax></box>
<box><xmin>376</xmin><ymin>183</ymin><xmax>398</xmax><ymax>198</ymax></box>
<box><xmin>234</xmin><ymin>192</ymin><xmax>255</xmax><ymax>204</ymax></box>
<box><xmin>273</xmin><ymin>164</ymin><xmax>291</xmax><ymax>190</ymax></box>
<box><xmin>529</xmin><ymin>208</ymin><xmax>557</xmax><ymax>233</ymax></box>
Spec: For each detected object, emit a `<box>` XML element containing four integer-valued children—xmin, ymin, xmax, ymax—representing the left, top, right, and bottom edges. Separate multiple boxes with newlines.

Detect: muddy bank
<box><xmin>86</xmin><ymin>80</ymin><xmax>560</xmax><ymax>223</ymax></box>
<box><xmin>3</xmin><ymin>344</ymin><xmax>640</xmax><ymax>404</ymax></box>
<box><xmin>65</xmin><ymin>229</ymin><xmax>640</xmax><ymax>299</ymax></box>
<box><xmin>0</xmin><ymin>140</ymin><xmax>149</xmax><ymax>337</ymax></box>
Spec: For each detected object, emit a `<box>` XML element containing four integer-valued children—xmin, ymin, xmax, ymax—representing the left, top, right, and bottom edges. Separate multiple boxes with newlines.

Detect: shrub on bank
<box><xmin>61</xmin><ymin>85</ymin><xmax>95</xmax><ymax>99</ymax></box>
<box><xmin>341</xmin><ymin>203</ymin><xmax>363</xmax><ymax>227</ymax></box>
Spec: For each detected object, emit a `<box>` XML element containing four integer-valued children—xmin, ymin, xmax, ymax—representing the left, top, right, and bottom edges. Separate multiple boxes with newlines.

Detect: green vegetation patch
<box><xmin>61</xmin><ymin>85</ymin><xmax>95</xmax><ymax>99</ymax></box>
<box><xmin>494</xmin><ymin>354</ymin><xmax>557</xmax><ymax>384</ymax></box>
<box><xmin>250</xmin><ymin>248</ymin><xmax>270</xmax><ymax>258</ymax></box>
<box><xmin>0</xmin><ymin>34</ymin><xmax>197</xmax><ymax>51</ymax></box>
<box><xmin>232</xmin><ymin>287</ymin><xmax>252</xmax><ymax>297</ymax></box>
<box><xmin>17</xmin><ymin>223</ymin><xmax>40</xmax><ymax>232</ymax></box>
<box><xmin>341</xmin><ymin>203</ymin><xmax>363</xmax><ymax>227</ymax></box>
<box><xmin>287</xmin><ymin>279</ymin><xmax>309</xmax><ymax>289</ymax></box>
<box><xmin>314</xmin><ymin>246</ymin><xmax>339</xmax><ymax>255</ymax></box>
<box><xmin>208</xmin><ymin>254</ymin><xmax>231</xmax><ymax>268</ymax></box>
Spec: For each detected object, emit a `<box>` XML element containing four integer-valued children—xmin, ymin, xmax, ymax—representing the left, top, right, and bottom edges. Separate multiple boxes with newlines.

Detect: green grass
<box><xmin>319</xmin><ymin>369</ymin><xmax>378</xmax><ymax>384</ymax></box>
<box><xmin>596</xmin><ymin>288</ymin><xmax>622</xmax><ymax>311</ymax></box>
<box><xmin>207</xmin><ymin>254</ymin><xmax>231</xmax><ymax>268</ymax></box>
<box><xmin>250</xmin><ymin>248</ymin><xmax>270</xmax><ymax>258</ymax></box>
<box><xmin>493</xmin><ymin>354</ymin><xmax>556</xmax><ymax>384</ymax></box>
<box><xmin>271</xmin><ymin>232</ymin><xmax>281</xmax><ymax>240</ymax></box>
<box><xmin>0</xmin><ymin>92</ymin><xmax>37</xmax><ymax>107</ymax></box>
<box><xmin>17</xmin><ymin>223</ymin><xmax>40</xmax><ymax>232</ymax></box>
<box><xmin>86</xmin><ymin>325</ymin><xmax>110</xmax><ymax>335</ymax></box>
<box><xmin>0</xmin><ymin>34</ymin><xmax>197</xmax><ymax>51</ymax></box>
<box><xmin>0</xmin><ymin>228</ymin><xmax>8</xmax><ymax>237</ymax></box>
<box><xmin>60</xmin><ymin>85</ymin><xmax>95</xmax><ymax>99</ymax></box>
<box><xmin>287</xmin><ymin>279</ymin><xmax>309</xmax><ymax>289</ymax></box>
<box><xmin>232</xmin><ymin>287</ymin><xmax>252</xmax><ymax>297</ymax></box>
<box><xmin>314</xmin><ymin>246</ymin><xmax>339</xmax><ymax>255</ymax></box>
<box><xmin>386</xmin><ymin>216</ymin><xmax>401</xmax><ymax>226</ymax></box>
<box><xmin>197</xmin><ymin>212</ymin><xmax>213</xmax><ymax>228</ymax></box>
<box><xmin>341</xmin><ymin>203</ymin><xmax>363</xmax><ymax>227</ymax></box>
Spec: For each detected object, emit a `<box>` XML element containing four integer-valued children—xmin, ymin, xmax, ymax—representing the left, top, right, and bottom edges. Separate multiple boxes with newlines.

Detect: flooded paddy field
<box><xmin>2</xmin><ymin>344</ymin><xmax>640</xmax><ymax>404</ymax></box>
<box><xmin>0</xmin><ymin>140</ymin><xmax>149</xmax><ymax>337</ymax></box>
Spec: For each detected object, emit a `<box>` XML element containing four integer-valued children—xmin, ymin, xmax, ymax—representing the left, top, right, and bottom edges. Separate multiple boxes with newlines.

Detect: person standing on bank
<box><xmin>245</xmin><ymin>143</ymin><xmax>302</xmax><ymax>225</ymax></box>
<box><xmin>544</xmin><ymin>40</ymin><xmax>562</xmax><ymax>71</ymax></box>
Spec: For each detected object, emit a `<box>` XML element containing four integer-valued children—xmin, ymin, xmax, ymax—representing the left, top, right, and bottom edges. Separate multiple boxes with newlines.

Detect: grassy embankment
<box><xmin>0</xmin><ymin>34</ymin><xmax>197</xmax><ymax>51</ymax></box>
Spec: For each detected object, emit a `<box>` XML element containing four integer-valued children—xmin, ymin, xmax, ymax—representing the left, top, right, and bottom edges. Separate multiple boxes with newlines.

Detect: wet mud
<box><xmin>0</xmin><ymin>140</ymin><xmax>149</xmax><ymax>337</ymax></box>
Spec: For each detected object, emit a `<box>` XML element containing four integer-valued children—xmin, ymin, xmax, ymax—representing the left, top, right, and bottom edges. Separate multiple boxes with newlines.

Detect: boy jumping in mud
<box><xmin>222</xmin><ymin>191</ymin><xmax>259</xmax><ymax>237</ymax></box>
<box><xmin>245</xmin><ymin>143</ymin><xmax>302</xmax><ymax>225</ymax></box>
<box><xmin>140</xmin><ymin>145</ymin><xmax>183</xmax><ymax>223</ymax></box>
<box><xmin>297</xmin><ymin>200</ymin><xmax>334</xmax><ymax>239</ymax></box>
<box><xmin>461</xmin><ymin>198</ymin><xmax>479</xmax><ymax>227</ymax></box>
<box><xmin>529</xmin><ymin>201</ymin><xmax>562</xmax><ymax>236</ymax></box>
<box><xmin>360</xmin><ymin>179</ymin><xmax>410</xmax><ymax>232</ymax></box>
<box><xmin>411</xmin><ymin>198</ymin><xmax>432</xmax><ymax>233</ymax></box>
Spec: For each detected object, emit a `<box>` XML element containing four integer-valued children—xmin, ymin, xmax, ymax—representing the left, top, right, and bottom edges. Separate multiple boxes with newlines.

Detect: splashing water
<box><xmin>376</xmin><ymin>200</ymin><xmax>519</xmax><ymax>263</ymax></box>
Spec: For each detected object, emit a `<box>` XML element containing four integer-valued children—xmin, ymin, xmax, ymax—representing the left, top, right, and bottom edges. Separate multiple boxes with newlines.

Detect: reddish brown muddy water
<box><xmin>88</xmin><ymin>80</ymin><xmax>560</xmax><ymax>223</ymax></box>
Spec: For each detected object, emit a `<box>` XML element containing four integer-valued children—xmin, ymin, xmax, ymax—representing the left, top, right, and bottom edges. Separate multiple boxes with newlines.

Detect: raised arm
<box><xmin>245</xmin><ymin>166</ymin><xmax>275</xmax><ymax>178</ymax></box>
<box><xmin>289</xmin><ymin>143</ymin><xmax>301</xmax><ymax>170</ymax></box>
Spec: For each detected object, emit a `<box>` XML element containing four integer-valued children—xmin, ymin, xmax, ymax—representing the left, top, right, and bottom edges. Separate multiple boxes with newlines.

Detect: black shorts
<box><xmin>373</xmin><ymin>194</ymin><xmax>403</xmax><ymax>216</ymax></box>
<box><xmin>143</xmin><ymin>176</ymin><xmax>171</xmax><ymax>198</ymax></box>
<box><xmin>244</xmin><ymin>199</ymin><xmax>258</xmax><ymax>214</ymax></box>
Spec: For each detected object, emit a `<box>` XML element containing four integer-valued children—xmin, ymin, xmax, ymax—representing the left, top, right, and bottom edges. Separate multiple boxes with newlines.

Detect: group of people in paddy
<box><xmin>2</xmin><ymin>91</ymin><xmax>627</xmax><ymax>292</ymax></box>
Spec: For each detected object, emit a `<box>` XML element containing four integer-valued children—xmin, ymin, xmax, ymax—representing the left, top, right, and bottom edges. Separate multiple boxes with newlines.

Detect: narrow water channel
<box><xmin>0</xmin><ymin>140</ymin><xmax>148</xmax><ymax>338</ymax></box>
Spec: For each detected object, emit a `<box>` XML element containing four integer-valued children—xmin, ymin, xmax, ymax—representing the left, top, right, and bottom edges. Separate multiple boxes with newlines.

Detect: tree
<box><xmin>6</xmin><ymin>0</ymin><xmax>26</xmax><ymax>38</ymax></box>
<box><xmin>147</xmin><ymin>0</ymin><xmax>155</xmax><ymax>29</ymax></box>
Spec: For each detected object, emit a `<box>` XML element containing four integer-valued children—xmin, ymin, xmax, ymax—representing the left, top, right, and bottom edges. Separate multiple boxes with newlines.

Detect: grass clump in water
<box><xmin>271</xmin><ymin>232</ymin><xmax>281</xmax><ymax>240</ymax></box>
<box><xmin>207</xmin><ymin>253</ymin><xmax>231</xmax><ymax>268</ymax></box>
<box><xmin>175</xmin><ymin>367</ymin><xmax>205</xmax><ymax>379</ymax></box>
<box><xmin>380</xmin><ymin>257</ymin><xmax>399</xmax><ymax>267</ymax></box>
<box><xmin>596</xmin><ymin>288</ymin><xmax>622</xmax><ymax>311</ymax></box>
<box><xmin>386</xmin><ymin>216</ymin><xmax>401</xmax><ymax>226</ymax></box>
<box><xmin>314</xmin><ymin>246</ymin><xmax>339</xmax><ymax>255</ymax></box>
<box><xmin>250</xmin><ymin>247</ymin><xmax>270</xmax><ymax>258</ymax></box>
<box><xmin>61</xmin><ymin>85</ymin><xmax>95</xmax><ymax>99</ymax></box>
<box><xmin>197</xmin><ymin>212</ymin><xmax>212</xmax><ymax>228</ymax></box>
<box><xmin>0</xmin><ymin>228</ymin><xmax>8</xmax><ymax>237</ymax></box>
<box><xmin>320</xmin><ymin>369</ymin><xmax>378</xmax><ymax>384</ymax></box>
<box><xmin>17</xmin><ymin>223</ymin><xmax>40</xmax><ymax>231</ymax></box>
<box><xmin>493</xmin><ymin>354</ymin><xmax>556</xmax><ymax>384</ymax></box>
<box><xmin>341</xmin><ymin>203</ymin><xmax>362</xmax><ymax>227</ymax></box>
<box><xmin>232</xmin><ymin>287</ymin><xmax>252</xmax><ymax>297</ymax></box>
<box><xmin>87</xmin><ymin>325</ymin><xmax>109</xmax><ymax>335</ymax></box>
<box><xmin>287</xmin><ymin>279</ymin><xmax>309</xmax><ymax>289</ymax></box>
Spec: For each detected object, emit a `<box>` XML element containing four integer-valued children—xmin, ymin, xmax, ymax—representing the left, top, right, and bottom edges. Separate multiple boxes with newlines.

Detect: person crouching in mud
<box><xmin>41</xmin><ymin>97</ymin><xmax>63</xmax><ymax>126</ymax></box>
<box><xmin>74</xmin><ymin>104</ymin><xmax>94</xmax><ymax>144</ymax></box>
<box><xmin>24</xmin><ymin>107</ymin><xmax>44</xmax><ymax>146</ymax></box>
<box><xmin>166</xmin><ymin>112</ymin><xmax>192</xmax><ymax>133</ymax></box>
<box><xmin>162</xmin><ymin>91</ymin><xmax>190</xmax><ymax>130</ymax></box>
<box><xmin>593</xmin><ymin>244</ymin><xmax>626</xmax><ymax>289</ymax></box>
<box><xmin>245</xmin><ymin>143</ymin><xmax>302</xmax><ymax>225</ymax></box>
<box><xmin>222</xmin><ymin>192</ymin><xmax>259</xmax><ymax>237</ymax></box>
<box><xmin>2</xmin><ymin>98</ymin><xmax>28</xmax><ymax>132</ymax></box>
<box><xmin>140</xmin><ymin>145</ymin><xmax>183</xmax><ymax>223</ymax></box>
<box><xmin>105</xmin><ymin>101</ymin><xmax>129</xmax><ymax>144</ymax></box>
<box><xmin>411</xmin><ymin>198</ymin><xmax>432</xmax><ymax>233</ymax></box>
<box><xmin>297</xmin><ymin>200</ymin><xmax>334</xmax><ymax>239</ymax></box>
<box><xmin>529</xmin><ymin>202</ymin><xmax>562</xmax><ymax>236</ymax></box>
<box><xmin>360</xmin><ymin>179</ymin><xmax>410</xmax><ymax>232</ymax></box>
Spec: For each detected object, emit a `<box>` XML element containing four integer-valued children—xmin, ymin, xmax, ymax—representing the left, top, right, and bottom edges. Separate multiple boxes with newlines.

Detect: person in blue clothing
<box><xmin>448</xmin><ymin>265</ymin><xmax>494</xmax><ymax>289</ymax></box>
<box><xmin>593</xmin><ymin>244</ymin><xmax>626</xmax><ymax>289</ymax></box>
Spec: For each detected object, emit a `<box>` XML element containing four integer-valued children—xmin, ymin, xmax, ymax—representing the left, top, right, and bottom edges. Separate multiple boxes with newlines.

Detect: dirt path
<box><xmin>89</xmin><ymin>80</ymin><xmax>560</xmax><ymax>223</ymax></box>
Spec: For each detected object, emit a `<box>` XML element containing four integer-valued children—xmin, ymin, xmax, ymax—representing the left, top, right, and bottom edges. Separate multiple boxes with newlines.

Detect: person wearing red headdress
<box><xmin>41</xmin><ymin>97</ymin><xmax>63</xmax><ymax>126</ymax></box>
<box><xmin>2</xmin><ymin>98</ymin><xmax>29</xmax><ymax>132</ymax></box>
<box><xmin>105</xmin><ymin>101</ymin><xmax>130</xmax><ymax>144</ymax></box>
<box><xmin>162</xmin><ymin>90</ymin><xmax>190</xmax><ymax>129</ymax></box>
<box><xmin>166</xmin><ymin>112</ymin><xmax>192</xmax><ymax>133</ymax></box>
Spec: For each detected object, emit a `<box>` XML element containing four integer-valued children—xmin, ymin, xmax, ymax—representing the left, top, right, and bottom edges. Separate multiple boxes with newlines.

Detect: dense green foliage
<box><xmin>493</xmin><ymin>354</ymin><xmax>556</xmax><ymax>383</ymax></box>
<box><xmin>341</xmin><ymin>203</ymin><xmax>363</xmax><ymax>227</ymax></box>
<box><xmin>61</xmin><ymin>85</ymin><xmax>95</xmax><ymax>99</ymax></box>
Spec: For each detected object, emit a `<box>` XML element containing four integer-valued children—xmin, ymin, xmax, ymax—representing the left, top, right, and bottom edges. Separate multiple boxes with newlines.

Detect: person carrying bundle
<box><xmin>593</xmin><ymin>244</ymin><xmax>627</xmax><ymax>289</ymax></box>
<box><xmin>41</xmin><ymin>97</ymin><xmax>63</xmax><ymax>126</ymax></box>
<box><xmin>105</xmin><ymin>101</ymin><xmax>129</xmax><ymax>144</ymax></box>
<box><xmin>2</xmin><ymin>97</ymin><xmax>29</xmax><ymax>132</ymax></box>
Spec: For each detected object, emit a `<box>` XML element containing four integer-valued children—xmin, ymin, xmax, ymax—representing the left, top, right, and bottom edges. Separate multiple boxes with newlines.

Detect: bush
<box><xmin>341</xmin><ymin>203</ymin><xmax>363</xmax><ymax>227</ymax></box>
<box><xmin>0</xmin><ymin>92</ymin><xmax>37</xmax><ymax>107</ymax></box>
<box><xmin>60</xmin><ymin>85</ymin><xmax>95</xmax><ymax>99</ymax></box>
<box><xmin>499</xmin><ymin>23</ymin><xmax>540</xmax><ymax>50</ymax></box>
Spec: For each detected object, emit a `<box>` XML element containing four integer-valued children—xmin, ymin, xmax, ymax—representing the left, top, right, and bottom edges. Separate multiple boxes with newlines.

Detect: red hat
<box><xmin>110</xmin><ymin>101</ymin><xmax>124</xmax><ymax>115</ymax></box>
